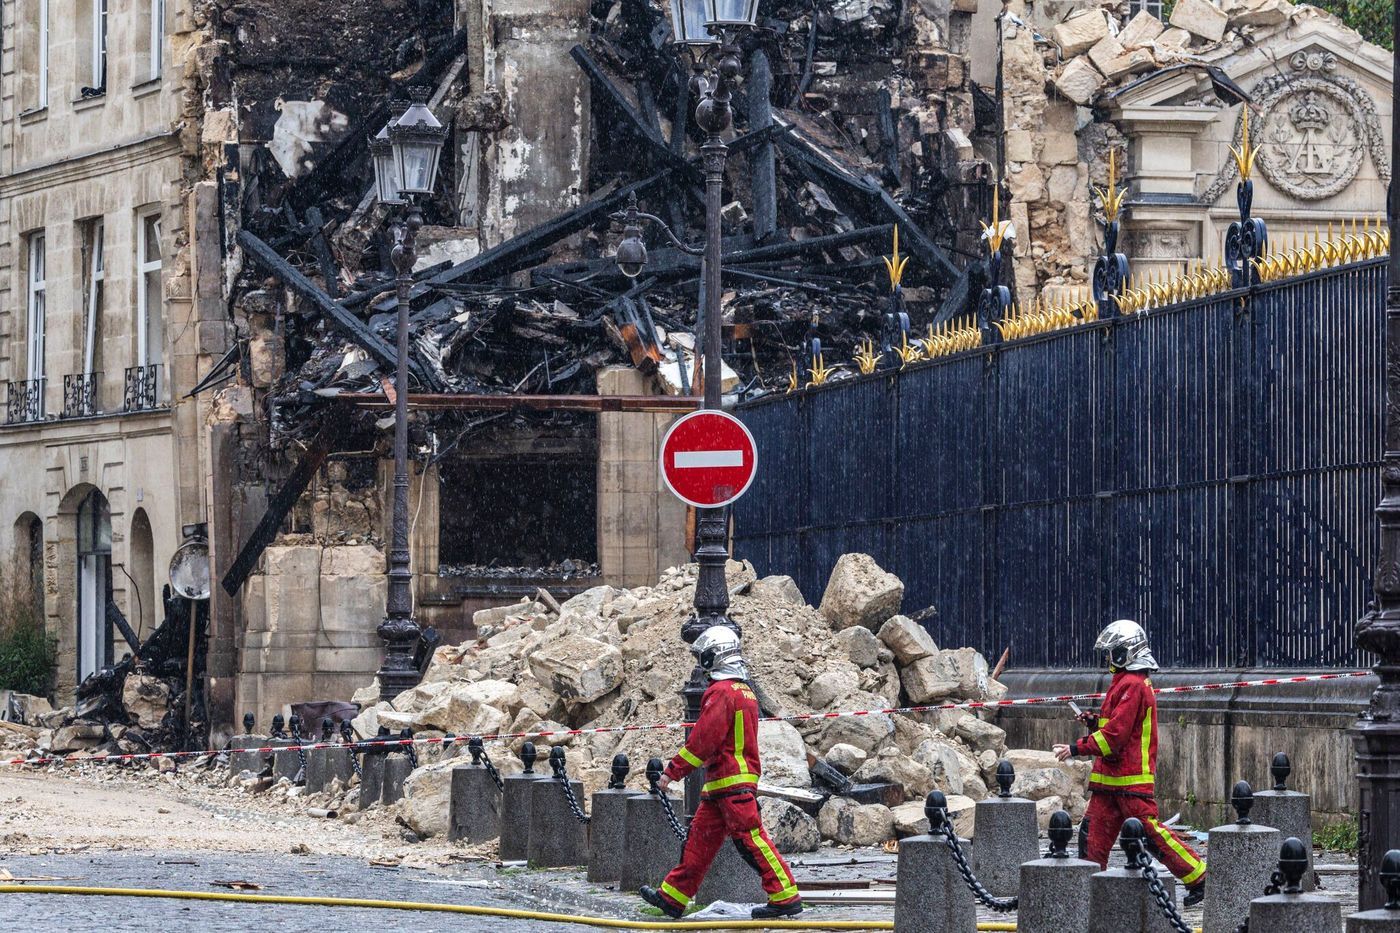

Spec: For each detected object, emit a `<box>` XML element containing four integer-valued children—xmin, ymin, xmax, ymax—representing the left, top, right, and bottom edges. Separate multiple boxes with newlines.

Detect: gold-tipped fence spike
<box><xmin>883</xmin><ymin>226</ymin><xmax>910</xmax><ymax>292</ymax></box>
<box><xmin>980</xmin><ymin>187</ymin><xmax>1008</xmax><ymax>256</ymax></box>
<box><xmin>1230</xmin><ymin>106</ymin><xmax>1259</xmax><ymax>182</ymax></box>
<box><xmin>853</xmin><ymin>338</ymin><xmax>882</xmax><ymax>375</ymax></box>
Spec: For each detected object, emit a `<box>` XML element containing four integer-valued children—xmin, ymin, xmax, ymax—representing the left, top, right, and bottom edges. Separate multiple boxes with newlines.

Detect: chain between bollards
<box><xmin>467</xmin><ymin>736</ymin><xmax>505</xmax><ymax>791</ymax></box>
<box><xmin>549</xmin><ymin>747</ymin><xmax>591</xmax><ymax>825</ymax></box>
<box><xmin>647</xmin><ymin>757</ymin><xmax>688</xmax><ymax>842</ymax></box>
<box><xmin>290</xmin><ymin>716</ymin><xmax>308</xmax><ymax>782</ymax></box>
<box><xmin>341</xmin><ymin>722</ymin><xmax>362</xmax><ymax>779</ymax></box>
<box><xmin>926</xmin><ymin>791</ymin><xmax>1017</xmax><ymax>912</ymax></box>
<box><xmin>1121</xmin><ymin>818</ymin><xmax>1192</xmax><ymax>933</ymax></box>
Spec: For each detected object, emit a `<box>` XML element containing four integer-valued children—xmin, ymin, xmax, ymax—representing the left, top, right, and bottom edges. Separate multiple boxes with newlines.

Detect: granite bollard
<box><xmin>381</xmin><ymin>752</ymin><xmax>413</xmax><ymax>804</ymax></box>
<box><xmin>1019</xmin><ymin>810</ymin><xmax>1098</xmax><ymax>933</ymax></box>
<box><xmin>499</xmin><ymin>742</ymin><xmax>543</xmax><ymax>862</ymax></box>
<box><xmin>357</xmin><ymin>727</ymin><xmax>391</xmax><ymax>808</ymax></box>
<box><xmin>696</xmin><ymin>841</ymin><xmax>768</xmax><ymax>906</ymax></box>
<box><xmin>970</xmin><ymin>761</ymin><xmax>1040</xmax><ymax>897</ymax></box>
<box><xmin>1088</xmin><ymin>818</ymin><xmax>1178</xmax><ymax>933</ymax></box>
<box><xmin>587</xmin><ymin>754</ymin><xmax>638</xmax><ymax>884</ymax></box>
<box><xmin>1204</xmin><ymin>781</ymin><xmax>1281</xmax><ymax>933</ymax></box>
<box><xmin>893</xmin><ymin>791</ymin><xmax>978</xmax><ymax>933</ymax></box>
<box><xmin>448</xmin><ymin>737</ymin><xmax>504</xmax><ymax>844</ymax></box>
<box><xmin>1248</xmin><ymin>837</ymin><xmax>1342</xmax><ymax>932</ymax></box>
<box><xmin>303</xmin><ymin>719</ymin><xmax>336</xmax><ymax>792</ymax></box>
<box><xmin>322</xmin><ymin>746</ymin><xmax>354</xmax><ymax>788</ymax></box>
<box><xmin>228</xmin><ymin>712</ymin><xmax>266</xmax><ymax>775</ymax></box>
<box><xmin>1253</xmin><ymin>753</ymin><xmax>1316</xmax><ymax>891</ymax></box>
<box><xmin>526</xmin><ymin>747</ymin><xmax>589</xmax><ymax>868</ymax></box>
<box><xmin>1348</xmin><ymin>849</ymin><xmax>1400</xmax><ymax>931</ymax></box>
<box><xmin>619</xmin><ymin>793</ymin><xmax>684</xmax><ymax>892</ymax></box>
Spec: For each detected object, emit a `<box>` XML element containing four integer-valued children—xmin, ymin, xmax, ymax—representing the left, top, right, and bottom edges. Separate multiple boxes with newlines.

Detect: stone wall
<box><xmin>236</xmin><ymin>543</ymin><xmax>387</xmax><ymax>725</ymax></box>
<box><xmin>999</xmin><ymin>669</ymin><xmax>1368</xmax><ymax>825</ymax></box>
<box><xmin>595</xmin><ymin>366</ymin><xmax>688</xmax><ymax>589</ymax></box>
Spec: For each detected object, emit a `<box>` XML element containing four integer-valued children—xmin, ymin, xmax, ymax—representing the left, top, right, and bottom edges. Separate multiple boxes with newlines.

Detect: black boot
<box><xmin>751</xmin><ymin>899</ymin><xmax>804</xmax><ymax>919</ymax></box>
<box><xmin>639</xmin><ymin>885</ymin><xmax>683</xmax><ymax>919</ymax></box>
<box><xmin>1182</xmin><ymin>880</ymin><xmax>1205</xmax><ymax>908</ymax></box>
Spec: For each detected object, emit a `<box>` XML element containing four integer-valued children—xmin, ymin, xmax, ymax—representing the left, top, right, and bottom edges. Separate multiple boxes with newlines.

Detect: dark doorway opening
<box><xmin>438</xmin><ymin>457</ymin><xmax>597</xmax><ymax>568</ymax></box>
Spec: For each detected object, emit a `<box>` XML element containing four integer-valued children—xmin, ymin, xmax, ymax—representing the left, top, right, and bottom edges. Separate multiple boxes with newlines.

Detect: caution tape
<box><xmin>1</xmin><ymin>670</ymin><xmax>1370</xmax><ymax>769</ymax></box>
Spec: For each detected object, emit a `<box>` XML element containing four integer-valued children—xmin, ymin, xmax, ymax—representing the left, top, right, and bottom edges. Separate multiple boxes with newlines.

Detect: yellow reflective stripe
<box><xmin>678</xmin><ymin>747</ymin><xmax>704</xmax><ymax>769</ymax></box>
<box><xmin>748</xmin><ymin>828</ymin><xmax>796</xmax><ymax>900</ymax></box>
<box><xmin>702</xmin><ymin>772</ymin><xmax>758</xmax><ymax>792</ymax></box>
<box><xmin>1089</xmin><ymin>772</ymin><xmax>1155</xmax><ymax>787</ymax></box>
<box><xmin>733</xmin><ymin>709</ymin><xmax>754</xmax><ymax>781</ymax></box>
<box><xmin>1140</xmin><ymin>707</ymin><xmax>1153</xmax><ymax>778</ymax></box>
<box><xmin>1097</xmin><ymin>717</ymin><xmax>1110</xmax><ymax>728</ymax></box>
<box><xmin>1091</xmin><ymin>730</ymin><xmax>1112</xmax><ymax>756</ymax></box>
<box><xmin>1147</xmin><ymin>819</ymin><xmax>1206</xmax><ymax>884</ymax></box>
<box><xmin>659</xmin><ymin>881</ymin><xmax>692</xmax><ymax>908</ymax></box>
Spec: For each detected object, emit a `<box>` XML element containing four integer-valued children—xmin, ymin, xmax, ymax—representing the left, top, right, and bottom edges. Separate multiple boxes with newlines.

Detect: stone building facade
<box><xmin>0</xmin><ymin>0</ymin><xmax>229</xmax><ymax>699</ymax></box>
<box><xmin>982</xmin><ymin>1</ymin><xmax>1391</xmax><ymax>306</ymax></box>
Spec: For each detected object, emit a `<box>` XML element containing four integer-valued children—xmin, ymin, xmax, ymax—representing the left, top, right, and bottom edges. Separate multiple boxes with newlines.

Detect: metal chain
<box><xmin>292</xmin><ymin>730</ymin><xmax>308</xmax><ymax>781</ymax></box>
<box><xmin>1234</xmin><ymin>868</ymin><xmax>1286</xmax><ymax>933</ymax></box>
<box><xmin>478</xmin><ymin>748</ymin><xmax>505</xmax><ymax>791</ymax></box>
<box><xmin>653</xmin><ymin>787</ymin><xmax>689</xmax><ymax>842</ymax></box>
<box><xmin>348</xmin><ymin>741</ymin><xmax>362</xmax><ymax>778</ymax></box>
<box><xmin>1139</xmin><ymin>861</ymin><xmax>1193</xmax><ymax>933</ymax></box>
<box><xmin>937</xmin><ymin>826</ymin><xmax>1018</xmax><ymax>912</ymax></box>
<box><xmin>559</xmin><ymin>776</ymin><xmax>591</xmax><ymax>824</ymax></box>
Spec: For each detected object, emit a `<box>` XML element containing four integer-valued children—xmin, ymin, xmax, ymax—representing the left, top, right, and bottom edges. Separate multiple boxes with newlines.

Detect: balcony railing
<box><xmin>63</xmin><ymin>371</ymin><xmax>102</xmax><ymax>418</ymax></box>
<box><xmin>124</xmin><ymin>364</ymin><xmax>160</xmax><ymax>412</ymax></box>
<box><xmin>6</xmin><ymin>378</ymin><xmax>45</xmax><ymax>423</ymax></box>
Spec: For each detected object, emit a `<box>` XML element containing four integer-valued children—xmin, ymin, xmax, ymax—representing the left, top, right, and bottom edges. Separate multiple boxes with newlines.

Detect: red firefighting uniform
<box><xmin>1074</xmin><ymin>669</ymin><xmax>1207</xmax><ymax>887</ymax></box>
<box><xmin>655</xmin><ymin>678</ymin><xmax>800</xmax><ymax>912</ymax></box>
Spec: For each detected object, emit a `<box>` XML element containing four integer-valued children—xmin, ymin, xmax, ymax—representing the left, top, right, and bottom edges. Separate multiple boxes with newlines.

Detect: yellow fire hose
<box><xmin>0</xmin><ymin>884</ymin><xmax>1023</xmax><ymax>930</ymax></box>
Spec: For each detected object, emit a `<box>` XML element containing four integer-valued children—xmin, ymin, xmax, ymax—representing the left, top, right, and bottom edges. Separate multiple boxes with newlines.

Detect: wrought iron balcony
<box><xmin>123</xmin><ymin>364</ymin><xmax>161</xmax><ymax>412</ymax></box>
<box><xmin>5</xmin><ymin>378</ymin><xmax>45</xmax><ymax>423</ymax></box>
<box><xmin>63</xmin><ymin>371</ymin><xmax>101</xmax><ymax>417</ymax></box>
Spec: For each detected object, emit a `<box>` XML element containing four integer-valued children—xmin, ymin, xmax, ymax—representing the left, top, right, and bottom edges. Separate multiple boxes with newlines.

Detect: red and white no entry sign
<box><xmin>659</xmin><ymin>410</ymin><xmax>758</xmax><ymax>509</ymax></box>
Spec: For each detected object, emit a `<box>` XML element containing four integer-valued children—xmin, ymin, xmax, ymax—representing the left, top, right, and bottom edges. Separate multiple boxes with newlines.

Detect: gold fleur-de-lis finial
<box><xmin>980</xmin><ymin>186</ymin><xmax>1007</xmax><ymax>255</ymax></box>
<box><xmin>884</xmin><ymin>226</ymin><xmax>910</xmax><ymax>292</ymax></box>
<box><xmin>1230</xmin><ymin>106</ymin><xmax>1259</xmax><ymax>182</ymax></box>
<box><xmin>1092</xmin><ymin>148</ymin><xmax>1127</xmax><ymax>224</ymax></box>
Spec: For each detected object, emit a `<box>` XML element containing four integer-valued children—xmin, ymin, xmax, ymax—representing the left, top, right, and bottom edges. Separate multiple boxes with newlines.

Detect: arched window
<box><xmin>76</xmin><ymin>490</ymin><xmax>113</xmax><ymax>680</ymax></box>
<box><xmin>129</xmin><ymin>509</ymin><xmax>155</xmax><ymax>637</ymax></box>
<box><xmin>27</xmin><ymin>515</ymin><xmax>44</xmax><ymax>618</ymax></box>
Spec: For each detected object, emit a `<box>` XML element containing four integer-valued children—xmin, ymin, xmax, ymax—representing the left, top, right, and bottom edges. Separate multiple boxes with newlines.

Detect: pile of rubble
<box><xmin>0</xmin><ymin>593</ymin><xmax>206</xmax><ymax>761</ymax></box>
<box><xmin>349</xmin><ymin>552</ymin><xmax>1089</xmax><ymax>847</ymax></box>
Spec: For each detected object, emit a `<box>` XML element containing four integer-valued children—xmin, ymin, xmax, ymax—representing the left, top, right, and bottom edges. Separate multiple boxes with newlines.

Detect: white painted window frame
<box><xmin>37</xmin><ymin>0</ymin><xmax>49</xmax><ymax>107</ymax></box>
<box><xmin>91</xmin><ymin>0</ymin><xmax>107</xmax><ymax>90</ymax></box>
<box><xmin>26</xmin><ymin>233</ymin><xmax>46</xmax><ymax>384</ymax></box>
<box><xmin>84</xmin><ymin>220</ymin><xmax>104</xmax><ymax>374</ymax></box>
<box><xmin>136</xmin><ymin>213</ymin><xmax>162</xmax><ymax>369</ymax></box>
<box><xmin>148</xmin><ymin>0</ymin><xmax>163</xmax><ymax>80</ymax></box>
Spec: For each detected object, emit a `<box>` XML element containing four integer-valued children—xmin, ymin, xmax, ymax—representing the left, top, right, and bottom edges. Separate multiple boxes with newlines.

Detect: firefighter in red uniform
<box><xmin>1054</xmin><ymin>619</ymin><xmax>1208</xmax><ymax>907</ymax></box>
<box><xmin>640</xmin><ymin>625</ymin><xmax>803</xmax><ymax>920</ymax></box>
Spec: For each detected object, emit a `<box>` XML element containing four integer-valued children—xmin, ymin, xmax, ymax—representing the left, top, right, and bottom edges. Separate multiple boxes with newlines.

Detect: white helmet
<box><xmin>691</xmin><ymin>625</ymin><xmax>748</xmax><ymax>681</ymax></box>
<box><xmin>1093</xmin><ymin>619</ymin><xmax>1158</xmax><ymax>672</ymax></box>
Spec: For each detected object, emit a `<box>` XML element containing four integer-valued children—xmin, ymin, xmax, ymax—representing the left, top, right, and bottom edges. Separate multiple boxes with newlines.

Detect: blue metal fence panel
<box><xmin>732</xmin><ymin>258</ymin><xmax>1386</xmax><ymax>668</ymax></box>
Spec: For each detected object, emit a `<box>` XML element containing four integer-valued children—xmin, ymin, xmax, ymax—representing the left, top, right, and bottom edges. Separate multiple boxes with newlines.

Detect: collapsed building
<box><xmin>0</xmin><ymin>0</ymin><xmax>1389</xmax><ymax>735</ymax></box>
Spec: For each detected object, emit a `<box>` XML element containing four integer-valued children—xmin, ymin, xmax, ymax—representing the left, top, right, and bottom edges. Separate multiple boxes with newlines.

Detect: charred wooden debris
<box><xmin>224</xmin><ymin>1</ymin><xmax>991</xmax><ymax>450</ymax></box>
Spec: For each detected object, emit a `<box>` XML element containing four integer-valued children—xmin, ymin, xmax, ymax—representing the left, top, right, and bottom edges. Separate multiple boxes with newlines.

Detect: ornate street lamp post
<box><xmin>369</xmin><ymin>89</ymin><xmax>448</xmax><ymax>703</ymax></box>
<box><xmin>615</xmin><ymin>0</ymin><xmax>759</xmax><ymax>818</ymax></box>
<box><xmin>1353</xmin><ymin>10</ymin><xmax>1400</xmax><ymax>909</ymax></box>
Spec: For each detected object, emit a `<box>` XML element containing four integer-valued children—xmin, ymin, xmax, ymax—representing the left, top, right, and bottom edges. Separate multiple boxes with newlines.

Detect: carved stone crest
<box><xmin>1200</xmin><ymin>47</ymin><xmax>1390</xmax><ymax>205</ymax></box>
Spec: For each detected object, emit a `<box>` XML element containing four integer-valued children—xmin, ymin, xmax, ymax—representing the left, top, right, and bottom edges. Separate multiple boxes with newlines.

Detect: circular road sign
<box><xmin>659</xmin><ymin>410</ymin><xmax>758</xmax><ymax>509</ymax></box>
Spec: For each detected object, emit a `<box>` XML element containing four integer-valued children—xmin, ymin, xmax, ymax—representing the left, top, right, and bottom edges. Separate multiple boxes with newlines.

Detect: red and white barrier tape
<box><xmin>1</xmin><ymin>670</ymin><xmax>1370</xmax><ymax>769</ymax></box>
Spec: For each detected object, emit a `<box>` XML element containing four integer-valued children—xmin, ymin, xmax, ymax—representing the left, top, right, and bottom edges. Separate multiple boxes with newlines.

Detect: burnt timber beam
<box><xmin>238</xmin><ymin>229</ymin><xmax>442</xmax><ymax>391</ymax></box>
<box><xmin>220</xmin><ymin>414</ymin><xmax>345</xmax><ymax>597</ymax></box>
<box><xmin>375</xmin><ymin>172</ymin><xmax>672</xmax><ymax>311</ymax></box>
<box><xmin>570</xmin><ymin>45</ymin><xmax>696</xmax><ymax>180</ymax></box>
<box><xmin>748</xmin><ymin>49</ymin><xmax>778</xmax><ymax>242</ymax></box>
<box><xmin>337</xmin><ymin>392</ymin><xmax>702</xmax><ymax>413</ymax></box>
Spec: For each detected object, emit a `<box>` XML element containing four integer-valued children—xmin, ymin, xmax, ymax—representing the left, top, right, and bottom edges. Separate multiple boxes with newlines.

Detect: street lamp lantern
<box><xmin>368</xmin><ymin>85</ymin><xmax>449</xmax><ymax>704</ymax></box>
<box><xmin>704</xmin><ymin>0</ymin><xmax>760</xmax><ymax>28</ymax></box>
<box><xmin>369</xmin><ymin>128</ymin><xmax>403</xmax><ymax>206</ymax></box>
<box><xmin>387</xmin><ymin>90</ymin><xmax>448</xmax><ymax>198</ymax></box>
<box><xmin>669</xmin><ymin>0</ymin><xmax>717</xmax><ymax>45</ymax></box>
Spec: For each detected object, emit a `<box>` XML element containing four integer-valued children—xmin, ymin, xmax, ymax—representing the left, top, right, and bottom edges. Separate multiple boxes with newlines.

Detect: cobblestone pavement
<box><xmin>0</xmin><ymin>767</ymin><xmax>1361</xmax><ymax>931</ymax></box>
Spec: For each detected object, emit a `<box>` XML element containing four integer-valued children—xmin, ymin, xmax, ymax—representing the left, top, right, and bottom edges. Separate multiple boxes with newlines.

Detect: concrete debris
<box><xmin>818</xmin><ymin>553</ymin><xmax>905</xmax><ymax>631</ymax></box>
<box><xmin>336</xmin><ymin>552</ymin><xmax>1083</xmax><ymax>847</ymax></box>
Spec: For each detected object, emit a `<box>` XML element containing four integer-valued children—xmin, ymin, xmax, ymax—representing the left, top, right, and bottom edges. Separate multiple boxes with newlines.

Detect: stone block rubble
<box><xmin>345</xmin><ymin>551</ymin><xmax>1088</xmax><ymax>847</ymax></box>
